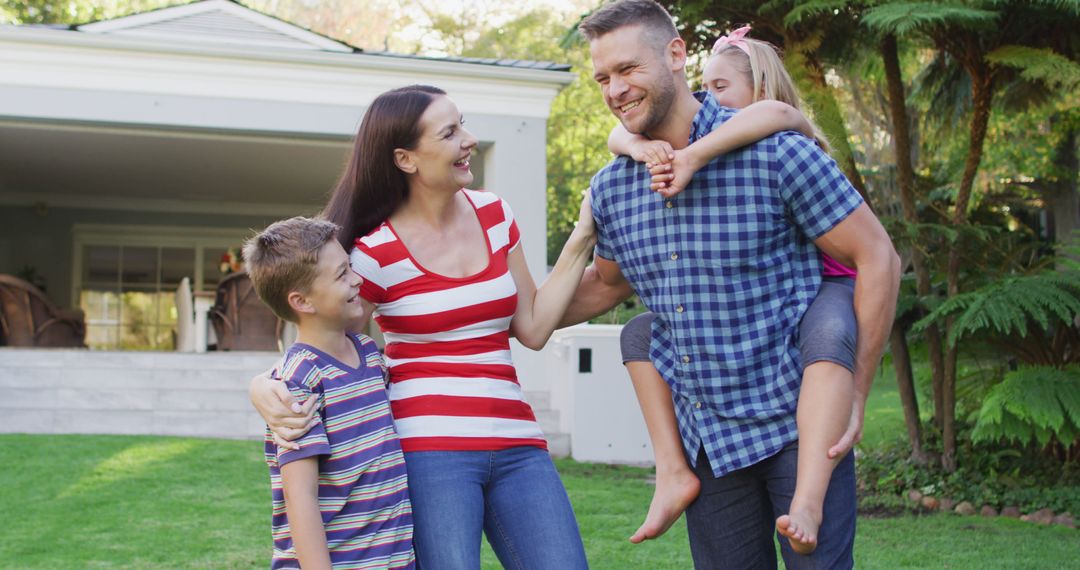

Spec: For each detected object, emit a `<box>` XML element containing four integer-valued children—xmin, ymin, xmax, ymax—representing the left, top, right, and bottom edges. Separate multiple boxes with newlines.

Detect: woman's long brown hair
<box><xmin>323</xmin><ymin>84</ymin><xmax>446</xmax><ymax>248</ymax></box>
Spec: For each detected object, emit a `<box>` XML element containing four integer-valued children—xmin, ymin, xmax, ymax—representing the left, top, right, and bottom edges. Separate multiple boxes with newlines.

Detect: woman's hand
<box><xmin>249</xmin><ymin>370</ymin><xmax>318</xmax><ymax>450</ymax></box>
<box><xmin>569</xmin><ymin>191</ymin><xmax>597</xmax><ymax>249</ymax></box>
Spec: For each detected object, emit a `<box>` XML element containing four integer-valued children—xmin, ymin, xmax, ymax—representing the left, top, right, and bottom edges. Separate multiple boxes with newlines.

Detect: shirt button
<box><xmin>665</xmin><ymin>201</ymin><xmax>674</xmax><ymax>209</ymax></box>
<box><xmin>675</xmin><ymin>305</ymin><xmax>684</xmax><ymax>313</ymax></box>
<box><xmin>695</xmin><ymin>402</ymin><xmax>702</xmax><ymax>409</ymax></box>
<box><xmin>682</xmin><ymin>355</ymin><xmax>691</xmax><ymax>364</ymax></box>
<box><xmin>670</xmin><ymin>252</ymin><xmax>679</xmax><ymax>260</ymax></box>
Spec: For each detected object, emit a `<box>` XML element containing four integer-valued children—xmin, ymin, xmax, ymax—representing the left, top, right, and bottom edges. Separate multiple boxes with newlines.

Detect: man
<box><xmin>562</xmin><ymin>1</ymin><xmax>901</xmax><ymax>568</ymax></box>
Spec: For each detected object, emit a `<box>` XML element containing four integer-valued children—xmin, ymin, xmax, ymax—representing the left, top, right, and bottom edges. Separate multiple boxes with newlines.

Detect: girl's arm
<box><xmin>509</xmin><ymin>193</ymin><xmax>597</xmax><ymax>350</ymax></box>
<box><xmin>280</xmin><ymin>458</ymin><xmax>333</xmax><ymax>570</ymax></box>
<box><xmin>608</xmin><ymin>123</ymin><xmax>674</xmax><ymax>167</ymax></box>
<box><xmin>651</xmin><ymin>100</ymin><xmax>814</xmax><ymax>197</ymax></box>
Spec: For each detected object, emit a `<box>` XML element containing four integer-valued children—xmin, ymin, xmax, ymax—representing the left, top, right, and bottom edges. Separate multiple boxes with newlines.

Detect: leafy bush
<box><xmin>857</xmin><ymin>424</ymin><xmax>1080</xmax><ymax>514</ymax></box>
<box><xmin>913</xmin><ymin>270</ymin><xmax>1080</xmax><ymax>365</ymax></box>
<box><xmin>972</xmin><ymin>365</ymin><xmax>1080</xmax><ymax>448</ymax></box>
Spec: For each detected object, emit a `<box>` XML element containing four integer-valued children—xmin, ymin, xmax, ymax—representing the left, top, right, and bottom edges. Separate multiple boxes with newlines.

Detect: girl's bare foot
<box><xmin>776</xmin><ymin>507</ymin><xmax>821</xmax><ymax>555</ymax></box>
<box><xmin>629</xmin><ymin>468</ymin><xmax>700</xmax><ymax>543</ymax></box>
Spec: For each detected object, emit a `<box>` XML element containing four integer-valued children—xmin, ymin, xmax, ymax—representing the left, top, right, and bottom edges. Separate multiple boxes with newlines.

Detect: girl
<box><xmin>608</xmin><ymin>26</ymin><xmax>858</xmax><ymax>556</ymax></box>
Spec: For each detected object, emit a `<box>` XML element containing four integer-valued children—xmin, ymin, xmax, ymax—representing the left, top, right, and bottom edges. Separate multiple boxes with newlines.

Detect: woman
<box><xmin>251</xmin><ymin>85</ymin><xmax>594</xmax><ymax>569</ymax></box>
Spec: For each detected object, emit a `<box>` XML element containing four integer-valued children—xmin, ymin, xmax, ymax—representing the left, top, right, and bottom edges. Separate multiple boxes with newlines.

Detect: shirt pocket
<box><xmin>706</xmin><ymin>201</ymin><xmax>789</xmax><ymax>271</ymax></box>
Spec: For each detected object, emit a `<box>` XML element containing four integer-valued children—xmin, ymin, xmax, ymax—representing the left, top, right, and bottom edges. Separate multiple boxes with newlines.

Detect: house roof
<box><xmin>71</xmin><ymin>0</ymin><xmax>571</xmax><ymax>72</ymax></box>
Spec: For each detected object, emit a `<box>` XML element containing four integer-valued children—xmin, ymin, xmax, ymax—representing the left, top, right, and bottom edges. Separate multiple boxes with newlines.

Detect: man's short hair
<box><xmin>242</xmin><ymin>216</ymin><xmax>339</xmax><ymax>323</ymax></box>
<box><xmin>578</xmin><ymin>0</ymin><xmax>679</xmax><ymax>52</ymax></box>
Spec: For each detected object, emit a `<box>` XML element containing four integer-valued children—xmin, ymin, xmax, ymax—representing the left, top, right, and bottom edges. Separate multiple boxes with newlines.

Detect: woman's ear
<box><xmin>288</xmin><ymin>290</ymin><xmax>314</xmax><ymax>316</ymax></box>
<box><xmin>394</xmin><ymin>148</ymin><xmax>417</xmax><ymax>175</ymax></box>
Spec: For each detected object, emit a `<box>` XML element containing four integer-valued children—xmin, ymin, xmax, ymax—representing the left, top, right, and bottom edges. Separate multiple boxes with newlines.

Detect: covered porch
<box><xmin>0</xmin><ymin>0</ymin><xmax>565</xmax><ymax>353</ymax></box>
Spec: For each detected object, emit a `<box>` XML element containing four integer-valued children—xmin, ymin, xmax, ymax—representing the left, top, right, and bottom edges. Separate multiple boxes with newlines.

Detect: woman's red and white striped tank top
<box><xmin>350</xmin><ymin>189</ymin><xmax>547</xmax><ymax>453</ymax></box>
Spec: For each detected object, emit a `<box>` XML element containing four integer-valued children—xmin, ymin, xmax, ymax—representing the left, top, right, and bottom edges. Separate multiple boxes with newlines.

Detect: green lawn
<box><xmin>860</xmin><ymin>354</ymin><xmax>913</xmax><ymax>450</ymax></box>
<box><xmin>3</xmin><ymin>434</ymin><xmax>1078</xmax><ymax>569</ymax></box>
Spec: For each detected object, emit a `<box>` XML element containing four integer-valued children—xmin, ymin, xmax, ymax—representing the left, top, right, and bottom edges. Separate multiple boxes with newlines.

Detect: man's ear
<box><xmin>394</xmin><ymin>148</ymin><xmax>417</xmax><ymax>175</ymax></box>
<box><xmin>288</xmin><ymin>290</ymin><xmax>314</xmax><ymax>316</ymax></box>
<box><xmin>666</xmin><ymin>36</ymin><xmax>688</xmax><ymax>73</ymax></box>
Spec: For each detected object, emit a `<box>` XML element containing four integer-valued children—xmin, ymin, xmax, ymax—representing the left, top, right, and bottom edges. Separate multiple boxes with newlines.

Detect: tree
<box><xmin>0</xmin><ymin>0</ymin><xmax>178</xmax><ymax>24</ymax></box>
<box><xmin>416</xmin><ymin>6</ymin><xmax>615</xmax><ymax>264</ymax></box>
<box><xmin>781</xmin><ymin>0</ymin><xmax>939</xmax><ymax>462</ymax></box>
<box><xmin>864</xmin><ymin>0</ymin><xmax>1080</xmax><ymax>471</ymax></box>
<box><xmin>245</xmin><ymin>0</ymin><xmax>418</xmax><ymax>53</ymax></box>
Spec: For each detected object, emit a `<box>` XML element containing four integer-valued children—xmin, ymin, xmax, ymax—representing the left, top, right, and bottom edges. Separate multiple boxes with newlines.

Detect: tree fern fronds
<box><xmin>1002</xmin><ymin>374</ymin><xmax>1067</xmax><ymax>433</ymax></box>
<box><xmin>986</xmin><ymin>46</ymin><xmax>1080</xmax><ymax>93</ymax></box>
<box><xmin>972</xmin><ymin>366</ymin><xmax>1080</xmax><ymax>446</ymax></box>
<box><xmin>1057</xmin><ymin>370</ymin><xmax>1080</xmax><ymax>426</ymax></box>
<box><xmin>913</xmin><ymin>272</ymin><xmax>1080</xmax><ymax>347</ymax></box>
<box><xmin>862</xmin><ymin>2</ymin><xmax>999</xmax><ymax>36</ymax></box>
<box><xmin>784</xmin><ymin>0</ymin><xmax>850</xmax><ymax>26</ymax></box>
<box><xmin>981</xmin><ymin>0</ymin><xmax>1080</xmax><ymax>17</ymax></box>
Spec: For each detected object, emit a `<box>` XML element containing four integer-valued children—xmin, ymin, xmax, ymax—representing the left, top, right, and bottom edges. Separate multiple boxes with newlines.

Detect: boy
<box><xmin>244</xmin><ymin>216</ymin><xmax>415</xmax><ymax>570</ymax></box>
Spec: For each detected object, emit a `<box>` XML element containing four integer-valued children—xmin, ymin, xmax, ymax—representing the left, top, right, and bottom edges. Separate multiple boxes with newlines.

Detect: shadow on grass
<box><xmin>1</xmin><ymin>434</ymin><xmax>268</xmax><ymax>568</ymax></box>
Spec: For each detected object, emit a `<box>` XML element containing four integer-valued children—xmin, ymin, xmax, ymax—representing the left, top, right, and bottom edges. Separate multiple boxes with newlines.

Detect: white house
<box><xmin>0</xmin><ymin>0</ymin><xmax>652</xmax><ymax>462</ymax></box>
<box><xmin>0</xmin><ymin>0</ymin><xmax>571</xmax><ymax>343</ymax></box>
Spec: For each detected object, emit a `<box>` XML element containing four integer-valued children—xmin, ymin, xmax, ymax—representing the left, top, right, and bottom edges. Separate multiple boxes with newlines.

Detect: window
<box><xmin>73</xmin><ymin>225</ymin><xmax>249</xmax><ymax>350</ymax></box>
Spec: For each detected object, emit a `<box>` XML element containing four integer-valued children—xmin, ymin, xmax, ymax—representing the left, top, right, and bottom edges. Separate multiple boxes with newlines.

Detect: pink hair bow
<box><xmin>712</xmin><ymin>25</ymin><xmax>752</xmax><ymax>55</ymax></box>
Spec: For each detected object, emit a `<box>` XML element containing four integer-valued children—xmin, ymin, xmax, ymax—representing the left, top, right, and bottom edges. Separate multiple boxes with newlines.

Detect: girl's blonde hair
<box><xmin>711</xmin><ymin>38</ymin><xmax>832</xmax><ymax>153</ymax></box>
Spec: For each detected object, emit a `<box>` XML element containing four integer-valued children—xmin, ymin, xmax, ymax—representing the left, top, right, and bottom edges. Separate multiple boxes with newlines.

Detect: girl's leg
<box><xmin>775</xmin><ymin>361</ymin><xmax>853</xmax><ymax>554</ymax></box>
<box><xmin>404</xmin><ymin>451</ymin><xmax>487</xmax><ymax>569</ymax></box>
<box><xmin>620</xmin><ymin>312</ymin><xmax>700</xmax><ymax>544</ymax></box>
<box><xmin>482</xmin><ymin>446</ymin><xmax>588</xmax><ymax>570</ymax></box>
<box><xmin>776</xmin><ymin>278</ymin><xmax>857</xmax><ymax>555</ymax></box>
<box><xmin>625</xmin><ymin>361</ymin><xmax>701</xmax><ymax>543</ymax></box>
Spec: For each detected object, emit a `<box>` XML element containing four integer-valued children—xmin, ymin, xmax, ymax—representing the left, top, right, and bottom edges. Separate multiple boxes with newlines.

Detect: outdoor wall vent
<box><xmin>578</xmin><ymin>348</ymin><xmax>592</xmax><ymax>373</ymax></box>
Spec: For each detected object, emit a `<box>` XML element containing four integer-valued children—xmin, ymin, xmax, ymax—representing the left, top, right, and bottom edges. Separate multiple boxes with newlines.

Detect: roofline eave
<box><xmin>0</xmin><ymin>25</ymin><xmax>576</xmax><ymax>87</ymax></box>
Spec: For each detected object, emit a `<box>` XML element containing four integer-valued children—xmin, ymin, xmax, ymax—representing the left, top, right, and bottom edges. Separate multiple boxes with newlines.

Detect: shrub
<box><xmin>972</xmin><ymin>365</ymin><xmax>1080</xmax><ymax>449</ymax></box>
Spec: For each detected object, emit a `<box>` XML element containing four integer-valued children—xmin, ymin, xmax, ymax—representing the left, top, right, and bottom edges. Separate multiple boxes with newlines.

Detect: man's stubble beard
<box><xmin>634</xmin><ymin>73</ymin><xmax>676</xmax><ymax>138</ymax></box>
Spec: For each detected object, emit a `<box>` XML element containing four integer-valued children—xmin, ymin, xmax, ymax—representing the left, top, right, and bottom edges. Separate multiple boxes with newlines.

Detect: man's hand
<box><xmin>630</xmin><ymin>139</ymin><xmax>675</xmax><ymax>168</ymax></box>
<box><xmin>828</xmin><ymin>397</ymin><xmax>865</xmax><ymax>459</ymax></box>
<box><xmin>649</xmin><ymin>148</ymin><xmax>705</xmax><ymax>198</ymax></box>
<box><xmin>249</xmin><ymin>371</ymin><xmax>318</xmax><ymax>450</ymax></box>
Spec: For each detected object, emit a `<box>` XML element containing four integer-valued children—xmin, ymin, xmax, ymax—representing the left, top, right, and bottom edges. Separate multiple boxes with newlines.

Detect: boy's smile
<box><xmin>303</xmin><ymin>240</ymin><xmax>364</xmax><ymax>326</ymax></box>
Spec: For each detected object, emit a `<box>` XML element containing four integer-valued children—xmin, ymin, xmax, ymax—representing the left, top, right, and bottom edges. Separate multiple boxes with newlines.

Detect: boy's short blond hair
<box><xmin>242</xmin><ymin>216</ymin><xmax>340</xmax><ymax>323</ymax></box>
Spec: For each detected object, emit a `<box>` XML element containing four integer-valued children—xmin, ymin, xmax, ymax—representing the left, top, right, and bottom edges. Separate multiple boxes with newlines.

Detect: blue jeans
<box><xmin>404</xmin><ymin>447</ymin><xmax>588</xmax><ymax>570</ymax></box>
<box><xmin>685</xmin><ymin>443</ymin><xmax>856</xmax><ymax>569</ymax></box>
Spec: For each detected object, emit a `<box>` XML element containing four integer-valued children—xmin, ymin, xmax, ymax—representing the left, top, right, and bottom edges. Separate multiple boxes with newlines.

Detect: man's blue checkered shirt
<box><xmin>591</xmin><ymin>94</ymin><xmax>864</xmax><ymax>477</ymax></box>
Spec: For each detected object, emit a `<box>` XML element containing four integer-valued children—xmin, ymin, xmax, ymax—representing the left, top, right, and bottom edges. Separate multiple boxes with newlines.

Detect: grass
<box><xmin>3</xmin><ymin>434</ymin><xmax>1079</xmax><ymax>569</ymax></box>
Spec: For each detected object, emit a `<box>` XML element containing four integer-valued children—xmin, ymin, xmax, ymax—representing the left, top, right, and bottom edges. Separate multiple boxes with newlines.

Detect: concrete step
<box><xmin>532</xmin><ymin>408</ymin><xmax>560</xmax><ymax>436</ymax></box>
<box><xmin>547</xmin><ymin>433</ymin><xmax>571</xmax><ymax>458</ymax></box>
<box><xmin>524</xmin><ymin>391</ymin><xmax>570</xmax><ymax>458</ymax></box>
<box><xmin>1</xmin><ymin>348</ymin><xmax>575</xmax><ymax>455</ymax></box>
<box><xmin>0</xmin><ymin>347</ymin><xmax>281</xmax><ymax>371</ymax></box>
<box><xmin>522</xmin><ymin>390</ymin><xmax>550</xmax><ymax>410</ymax></box>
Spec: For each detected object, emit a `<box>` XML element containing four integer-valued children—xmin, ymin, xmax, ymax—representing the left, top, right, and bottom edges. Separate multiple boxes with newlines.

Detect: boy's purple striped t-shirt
<box><xmin>264</xmin><ymin>333</ymin><xmax>415</xmax><ymax>569</ymax></box>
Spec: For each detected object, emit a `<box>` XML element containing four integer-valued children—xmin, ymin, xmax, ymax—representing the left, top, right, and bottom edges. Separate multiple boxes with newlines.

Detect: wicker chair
<box><xmin>208</xmin><ymin>271</ymin><xmax>282</xmax><ymax>351</ymax></box>
<box><xmin>0</xmin><ymin>274</ymin><xmax>86</xmax><ymax>348</ymax></box>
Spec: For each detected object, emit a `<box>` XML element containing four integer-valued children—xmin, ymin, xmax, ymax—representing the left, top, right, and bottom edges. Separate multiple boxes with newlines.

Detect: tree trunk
<box><xmin>1046</xmin><ymin>116</ymin><xmax>1080</xmax><ymax>265</ymax></box>
<box><xmin>785</xmin><ymin>46</ymin><xmax>872</xmax><ymax>205</ymax></box>
<box><xmin>880</xmin><ymin>34</ymin><xmax>932</xmax><ymax>457</ymax></box>
<box><xmin>890</xmin><ymin>318</ymin><xmax>926</xmax><ymax>463</ymax></box>
<box><xmin>881</xmin><ymin>35</ymin><xmax>946</xmax><ymax>431</ymax></box>
<box><xmin>942</xmin><ymin>56</ymin><xmax>995</xmax><ymax>473</ymax></box>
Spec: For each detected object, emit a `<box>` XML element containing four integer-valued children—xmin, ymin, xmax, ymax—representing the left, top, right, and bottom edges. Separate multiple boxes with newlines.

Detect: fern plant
<box><xmin>914</xmin><ymin>243</ymin><xmax>1080</xmax><ymax>452</ymax></box>
<box><xmin>971</xmin><ymin>365</ymin><xmax>1080</xmax><ymax>451</ymax></box>
<box><xmin>912</xmin><ymin>270</ymin><xmax>1080</xmax><ymax>366</ymax></box>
